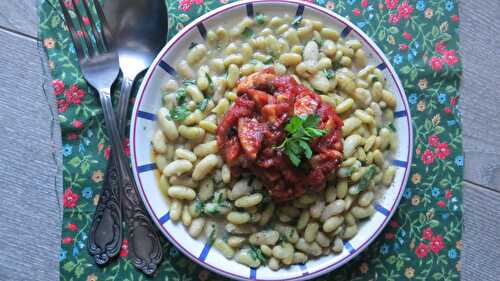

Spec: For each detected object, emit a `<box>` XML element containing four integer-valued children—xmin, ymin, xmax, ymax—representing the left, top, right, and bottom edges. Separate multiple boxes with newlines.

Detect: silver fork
<box><xmin>59</xmin><ymin>0</ymin><xmax>162</xmax><ymax>275</ymax></box>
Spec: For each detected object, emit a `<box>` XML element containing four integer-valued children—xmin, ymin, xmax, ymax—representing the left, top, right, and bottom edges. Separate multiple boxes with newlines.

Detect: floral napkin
<box><xmin>39</xmin><ymin>0</ymin><xmax>463</xmax><ymax>280</ymax></box>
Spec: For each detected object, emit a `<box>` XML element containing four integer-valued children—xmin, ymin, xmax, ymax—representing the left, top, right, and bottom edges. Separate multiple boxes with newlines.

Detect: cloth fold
<box><xmin>39</xmin><ymin>0</ymin><xmax>462</xmax><ymax>280</ymax></box>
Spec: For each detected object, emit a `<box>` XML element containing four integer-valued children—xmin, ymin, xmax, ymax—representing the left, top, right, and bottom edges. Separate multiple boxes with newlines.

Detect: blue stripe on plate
<box><xmin>137</xmin><ymin>163</ymin><xmax>157</xmax><ymax>173</ymax></box>
<box><xmin>246</xmin><ymin>3</ymin><xmax>254</xmax><ymax>17</ymax></box>
<box><xmin>394</xmin><ymin>110</ymin><xmax>407</xmax><ymax>118</ymax></box>
<box><xmin>299</xmin><ymin>264</ymin><xmax>309</xmax><ymax>276</ymax></box>
<box><xmin>158</xmin><ymin>60</ymin><xmax>177</xmax><ymax>77</ymax></box>
<box><xmin>158</xmin><ymin>212</ymin><xmax>170</xmax><ymax>224</ymax></box>
<box><xmin>341</xmin><ymin>26</ymin><xmax>352</xmax><ymax>37</ymax></box>
<box><xmin>137</xmin><ymin>110</ymin><xmax>156</xmax><ymax>121</ymax></box>
<box><xmin>392</xmin><ymin>159</ymin><xmax>408</xmax><ymax>168</ymax></box>
<box><xmin>296</xmin><ymin>4</ymin><xmax>305</xmax><ymax>17</ymax></box>
<box><xmin>374</xmin><ymin>203</ymin><xmax>391</xmax><ymax>216</ymax></box>
<box><xmin>376</xmin><ymin>62</ymin><xmax>387</xmax><ymax>70</ymax></box>
<box><xmin>344</xmin><ymin>241</ymin><xmax>355</xmax><ymax>254</ymax></box>
<box><xmin>250</xmin><ymin>268</ymin><xmax>257</xmax><ymax>279</ymax></box>
<box><xmin>199</xmin><ymin>241</ymin><xmax>212</xmax><ymax>261</ymax></box>
<box><xmin>197</xmin><ymin>22</ymin><xmax>207</xmax><ymax>39</ymax></box>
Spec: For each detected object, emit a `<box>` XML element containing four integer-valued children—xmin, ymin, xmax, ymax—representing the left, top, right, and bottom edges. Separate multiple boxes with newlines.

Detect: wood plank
<box><xmin>0</xmin><ymin>0</ymin><xmax>38</xmax><ymax>38</ymax></box>
<box><xmin>460</xmin><ymin>0</ymin><xmax>500</xmax><ymax>191</ymax></box>
<box><xmin>0</xmin><ymin>29</ymin><xmax>61</xmax><ymax>281</ymax></box>
<box><xmin>462</xmin><ymin>182</ymin><xmax>500</xmax><ymax>280</ymax></box>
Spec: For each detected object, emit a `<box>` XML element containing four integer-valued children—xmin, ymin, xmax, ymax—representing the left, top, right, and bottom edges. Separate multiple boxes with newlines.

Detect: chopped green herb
<box><xmin>278</xmin><ymin>115</ymin><xmax>327</xmax><ymax>166</ymax></box>
<box><xmin>249</xmin><ymin>245</ymin><xmax>267</xmax><ymax>264</ymax></box>
<box><xmin>194</xmin><ymin>200</ymin><xmax>205</xmax><ymax>215</ymax></box>
<box><xmin>255</xmin><ymin>13</ymin><xmax>266</xmax><ymax>25</ymax></box>
<box><xmin>175</xmin><ymin>88</ymin><xmax>187</xmax><ymax>104</ymax></box>
<box><xmin>263</xmin><ymin>56</ymin><xmax>274</xmax><ymax>65</ymax></box>
<box><xmin>357</xmin><ymin>165</ymin><xmax>379</xmax><ymax>192</ymax></box>
<box><xmin>291</xmin><ymin>16</ymin><xmax>303</xmax><ymax>28</ymax></box>
<box><xmin>323</xmin><ymin>69</ymin><xmax>335</xmax><ymax>79</ymax></box>
<box><xmin>207</xmin><ymin>228</ymin><xmax>217</xmax><ymax>245</ymax></box>
<box><xmin>249</xmin><ymin>58</ymin><xmax>260</xmax><ymax>65</ymax></box>
<box><xmin>314</xmin><ymin>37</ymin><xmax>325</xmax><ymax>47</ymax></box>
<box><xmin>170</xmin><ymin>105</ymin><xmax>191</xmax><ymax>121</ymax></box>
<box><xmin>188</xmin><ymin>42</ymin><xmax>198</xmax><ymax>49</ymax></box>
<box><xmin>312</xmin><ymin>87</ymin><xmax>327</xmax><ymax>95</ymax></box>
<box><xmin>388</xmin><ymin>123</ymin><xmax>397</xmax><ymax>132</ymax></box>
<box><xmin>198</xmin><ymin>98</ymin><xmax>209</xmax><ymax>111</ymax></box>
<box><xmin>205</xmin><ymin>73</ymin><xmax>214</xmax><ymax>92</ymax></box>
<box><xmin>242</xmin><ymin>27</ymin><xmax>255</xmax><ymax>39</ymax></box>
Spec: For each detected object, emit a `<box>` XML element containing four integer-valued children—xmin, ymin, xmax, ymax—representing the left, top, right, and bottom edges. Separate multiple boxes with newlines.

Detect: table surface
<box><xmin>0</xmin><ymin>1</ymin><xmax>499</xmax><ymax>280</ymax></box>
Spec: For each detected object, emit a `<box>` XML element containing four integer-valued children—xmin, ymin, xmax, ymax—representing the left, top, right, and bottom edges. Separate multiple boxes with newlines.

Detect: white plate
<box><xmin>130</xmin><ymin>1</ymin><xmax>413</xmax><ymax>280</ymax></box>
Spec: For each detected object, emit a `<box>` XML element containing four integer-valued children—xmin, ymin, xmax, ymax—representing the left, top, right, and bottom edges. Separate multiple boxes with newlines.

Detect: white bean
<box><xmin>332</xmin><ymin>237</ymin><xmax>343</xmax><ymax>253</ymax></box>
<box><xmin>182</xmin><ymin>205</ymin><xmax>192</xmax><ymax>226</ymax></box>
<box><xmin>304</xmin><ymin>223</ymin><xmax>320</xmax><ymax>243</ymax></box>
<box><xmin>323</xmin><ymin>216</ymin><xmax>344</xmax><ymax>233</ymax></box>
<box><xmin>168</xmin><ymin>186</ymin><xmax>196</xmax><ymax>201</ymax></box>
<box><xmin>214</xmin><ymin>238</ymin><xmax>235</xmax><ymax>258</ymax></box>
<box><xmin>228</xmin><ymin>179</ymin><xmax>253</xmax><ymax>200</ymax></box>
<box><xmin>383</xmin><ymin>166</ymin><xmax>397</xmax><ymax>186</ymax></box>
<box><xmin>295</xmin><ymin>238</ymin><xmax>322</xmax><ymax>256</ymax></box>
<box><xmin>320</xmin><ymin>200</ymin><xmax>346</xmax><ymax>222</ymax></box>
<box><xmin>227</xmin><ymin>212</ymin><xmax>251</xmax><ymax>225</ymax></box>
<box><xmin>296</xmin><ymin>211</ymin><xmax>310</xmax><ymax>230</ymax></box>
<box><xmin>175</xmin><ymin>148</ymin><xmax>197</xmax><ymax>162</ymax></box>
<box><xmin>163</xmin><ymin>160</ymin><xmax>193</xmax><ymax>177</ymax></box>
<box><xmin>279</xmin><ymin>53</ymin><xmax>302</xmax><ymax>66</ymax></box>
<box><xmin>193</xmin><ymin>140</ymin><xmax>218</xmax><ymax>157</ymax></box>
<box><xmin>187</xmin><ymin>44</ymin><xmax>207</xmax><ymax>65</ymax></box>
<box><xmin>170</xmin><ymin>200</ymin><xmax>182</xmax><ymax>221</ymax></box>
<box><xmin>249</xmin><ymin>230</ymin><xmax>279</xmax><ymax>246</ymax></box>
<box><xmin>198</xmin><ymin>178</ymin><xmax>214</xmax><ymax>202</ymax></box>
<box><xmin>303</xmin><ymin>41</ymin><xmax>319</xmax><ymax>62</ymax></box>
<box><xmin>259</xmin><ymin>204</ymin><xmax>275</xmax><ymax>226</ymax></box>
<box><xmin>192</xmin><ymin>154</ymin><xmax>220</xmax><ymax>181</ymax></box>
<box><xmin>177</xmin><ymin>60</ymin><xmax>195</xmax><ymax>79</ymax></box>
<box><xmin>157</xmin><ymin>107</ymin><xmax>178</xmax><ymax>141</ymax></box>
<box><xmin>178</xmin><ymin>125</ymin><xmax>205</xmax><ymax>141</ymax></box>
<box><xmin>310</xmin><ymin>201</ymin><xmax>325</xmax><ymax>219</ymax></box>
<box><xmin>152</xmin><ymin>130</ymin><xmax>168</xmax><ymax>153</ymax></box>
<box><xmin>344</xmin><ymin>134</ymin><xmax>364</xmax><ymax>158</ymax></box>
<box><xmin>235</xmin><ymin>193</ymin><xmax>263</xmax><ymax>208</ymax></box>
<box><xmin>342</xmin><ymin>224</ymin><xmax>358</xmax><ymax>239</ymax></box>
<box><xmin>188</xmin><ymin>217</ymin><xmax>206</xmax><ymax>237</ymax></box>
<box><xmin>228</xmin><ymin>236</ymin><xmax>246</xmax><ymax>248</ymax></box>
<box><xmin>316</xmin><ymin>231</ymin><xmax>330</xmax><ymax>248</ymax></box>
<box><xmin>235</xmin><ymin>249</ymin><xmax>260</xmax><ymax>268</ymax></box>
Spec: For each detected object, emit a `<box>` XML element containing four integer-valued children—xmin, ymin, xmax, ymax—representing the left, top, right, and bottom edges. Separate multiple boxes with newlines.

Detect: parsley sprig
<box><xmin>278</xmin><ymin>114</ymin><xmax>327</xmax><ymax>166</ymax></box>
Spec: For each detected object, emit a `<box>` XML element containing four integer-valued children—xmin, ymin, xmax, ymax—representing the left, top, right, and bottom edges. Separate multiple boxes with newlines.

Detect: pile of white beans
<box><xmin>152</xmin><ymin>14</ymin><xmax>398</xmax><ymax>270</ymax></box>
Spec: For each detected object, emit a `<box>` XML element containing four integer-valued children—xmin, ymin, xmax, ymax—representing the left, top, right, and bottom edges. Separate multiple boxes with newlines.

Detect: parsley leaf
<box><xmin>242</xmin><ymin>27</ymin><xmax>255</xmax><ymax>39</ymax></box>
<box><xmin>205</xmin><ymin>73</ymin><xmax>214</xmax><ymax>93</ymax></box>
<box><xmin>183</xmin><ymin>80</ymin><xmax>196</xmax><ymax>86</ymax></box>
<box><xmin>279</xmin><ymin>115</ymin><xmax>327</xmax><ymax>166</ymax></box>
<box><xmin>175</xmin><ymin>88</ymin><xmax>187</xmax><ymax>104</ymax></box>
<box><xmin>198</xmin><ymin>98</ymin><xmax>209</xmax><ymax>111</ymax></box>
<box><xmin>170</xmin><ymin>105</ymin><xmax>190</xmax><ymax>121</ymax></box>
<box><xmin>388</xmin><ymin>123</ymin><xmax>397</xmax><ymax>132</ymax></box>
<box><xmin>357</xmin><ymin>165</ymin><xmax>379</xmax><ymax>192</ymax></box>
<box><xmin>249</xmin><ymin>245</ymin><xmax>267</xmax><ymax>264</ymax></box>
<box><xmin>323</xmin><ymin>69</ymin><xmax>335</xmax><ymax>79</ymax></box>
<box><xmin>255</xmin><ymin>13</ymin><xmax>266</xmax><ymax>25</ymax></box>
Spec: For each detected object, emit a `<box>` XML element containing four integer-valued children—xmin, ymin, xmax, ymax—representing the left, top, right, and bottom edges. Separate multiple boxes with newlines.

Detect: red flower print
<box><xmin>82</xmin><ymin>16</ymin><xmax>90</xmax><ymax>25</ymax></box>
<box><xmin>422</xmin><ymin>227</ymin><xmax>433</xmax><ymax>240</ymax></box>
<box><xmin>62</xmin><ymin>237</ymin><xmax>74</xmax><ymax>244</ymax></box>
<box><xmin>65</xmin><ymin>84</ymin><xmax>86</xmax><ymax>105</ymax></box>
<box><xmin>435</xmin><ymin>41</ymin><xmax>447</xmax><ymax>54</ymax></box>
<box><xmin>386</xmin><ymin>0</ymin><xmax>399</xmax><ymax>10</ymax></box>
<box><xmin>444</xmin><ymin>107</ymin><xmax>452</xmax><ymax>114</ymax></box>
<box><xmin>399</xmin><ymin>44</ymin><xmax>409</xmax><ymax>51</ymax></box>
<box><xmin>57</xmin><ymin>99</ymin><xmax>68</xmax><ymax>113</ymax></box>
<box><xmin>353</xmin><ymin>8</ymin><xmax>361</xmax><ymax>16</ymax></box>
<box><xmin>388</xmin><ymin>13</ymin><xmax>401</xmax><ymax>24</ymax></box>
<box><xmin>445</xmin><ymin>190</ymin><xmax>452</xmax><ymax>199</ymax></box>
<box><xmin>390</xmin><ymin>220</ymin><xmax>399</xmax><ymax>228</ymax></box>
<box><xmin>67</xmin><ymin>223</ymin><xmax>78</xmax><ymax>232</ymax></box>
<box><xmin>429</xmin><ymin>235</ymin><xmax>445</xmax><ymax>253</ymax></box>
<box><xmin>63</xmin><ymin>0</ymin><xmax>79</xmax><ymax>9</ymax></box>
<box><xmin>179</xmin><ymin>0</ymin><xmax>192</xmax><ymax>12</ymax></box>
<box><xmin>52</xmin><ymin>80</ymin><xmax>65</xmax><ymax>95</ymax></box>
<box><xmin>451</xmin><ymin>15</ymin><xmax>460</xmax><ymax>22</ymax></box>
<box><xmin>397</xmin><ymin>1</ymin><xmax>414</xmax><ymax>19</ymax></box>
<box><xmin>434</xmin><ymin>142</ymin><xmax>451</xmax><ymax>160</ymax></box>
<box><xmin>450</xmin><ymin>96</ymin><xmax>458</xmax><ymax>106</ymax></box>
<box><xmin>428</xmin><ymin>135</ymin><xmax>440</xmax><ymax>147</ymax></box>
<box><xmin>442</xmin><ymin>50</ymin><xmax>459</xmax><ymax>65</ymax></box>
<box><xmin>123</xmin><ymin>138</ymin><xmax>130</xmax><ymax>157</ymax></box>
<box><xmin>67</xmin><ymin>132</ymin><xmax>78</xmax><ymax>140</ymax></box>
<box><xmin>421</xmin><ymin>149</ymin><xmax>434</xmax><ymax>165</ymax></box>
<box><xmin>385</xmin><ymin>232</ymin><xmax>395</xmax><ymax>240</ymax></box>
<box><xmin>120</xmin><ymin>239</ymin><xmax>129</xmax><ymax>257</ymax></box>
<box><xmin>361</xmin><ymin>0</ymin><xmax>369</xmax><ymax>8</ymax></box>
<box><xmin>104</xmin><ymin>146</ymin><xmax>111</xmax><ymax>160</ymax></box>
<box><xmin>72</xmin><ymin>119</ymin><xmax>83</xmax><ymax>129</ymax></box>
<box><xmin>437</xmin><ymin>200</ymin><xmax>446</xmax><ymax>208</ymax></box>
<box><xmin>429</xmin><ymin>56</ymin><xmax>443</xmax><ymax>71</ymax></box>
<box><xmin>193</xmin><ymin>0</ymin><xmax>204</xmax><ymax>4</ymax></box>
<box><xmin>63</xmin><ymin>187</ymin><xmax>79</xmax><ymax>208</ymax></box>
<box><xmin>402</xmin><ymin>31</ymin><xmax>412</xmax><ymax>40</ymax></box>
<box><xmin>415</xmin><ymin>243</ymin><xmax>429</xmax><ymax>258</ymax></box>
<box><xmin>198</xmin><ymin>270</ymin><xmax>209</xmax><ymax>281</ymax></box>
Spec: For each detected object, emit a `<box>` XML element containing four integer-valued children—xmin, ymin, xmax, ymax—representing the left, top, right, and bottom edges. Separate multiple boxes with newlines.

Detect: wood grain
<box><xmin>0</xmin><ymin>29</ymin><xmax>61</xmax><ymax>281</ymax></box>
<box><xmin>462</xmin><ymin>182</ymin><xmax>500</xmax><ymax>280</ymax></box>
<box><xmin>460</xmin><ymin>0</ymin><xmax>500</xmax><ymax>191</ymax></box>
<box><xmin>0</xmin><ymin>0</ymin><xmax>38</xmax><ymax>38</ymax></box>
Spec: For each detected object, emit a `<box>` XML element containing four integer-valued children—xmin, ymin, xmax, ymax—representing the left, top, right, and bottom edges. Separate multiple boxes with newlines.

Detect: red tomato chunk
<box><xmin>216</xmin><ymin>68</ymin><xmax>344</xmax><ymax>202</ymax></box>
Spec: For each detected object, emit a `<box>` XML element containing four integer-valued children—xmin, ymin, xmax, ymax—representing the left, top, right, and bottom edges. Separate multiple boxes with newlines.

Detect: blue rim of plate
<box><xmin>130</xmin><ymin>0</ymin><xmax>413</xmax><ymax>280</ymax></box>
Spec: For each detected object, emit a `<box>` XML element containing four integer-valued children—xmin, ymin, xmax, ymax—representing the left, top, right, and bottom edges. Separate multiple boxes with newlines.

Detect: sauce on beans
<box><xmin>217</xmin><ymin>68</ymin><xmax>344</xmax><ymax>202</ymax></box>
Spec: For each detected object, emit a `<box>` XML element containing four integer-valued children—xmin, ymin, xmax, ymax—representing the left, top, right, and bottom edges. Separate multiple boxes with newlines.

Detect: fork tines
<box><xmin>58</xmin><ymin>0</ymin><xmax>113</xmax><ymax>58</ymax></box>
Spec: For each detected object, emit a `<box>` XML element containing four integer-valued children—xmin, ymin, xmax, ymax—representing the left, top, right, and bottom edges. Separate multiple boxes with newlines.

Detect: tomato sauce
<box><xmin>216</xmin><ymin>68</ymin><xmax>344</xmax><ymax>202</ymax></box>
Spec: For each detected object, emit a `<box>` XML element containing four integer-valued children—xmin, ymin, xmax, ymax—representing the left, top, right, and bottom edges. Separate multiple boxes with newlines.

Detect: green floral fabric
<box><xmin>39</xmin><ymin>0</ymin><xmax>462</xmax><ymax>280</ymax></box>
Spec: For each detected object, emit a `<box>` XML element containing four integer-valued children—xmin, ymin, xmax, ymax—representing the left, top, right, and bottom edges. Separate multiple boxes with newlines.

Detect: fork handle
<box><xmin>99</xmin><ymin>89</ymin><xmax>163</xmax><ymax>275</ymax></box>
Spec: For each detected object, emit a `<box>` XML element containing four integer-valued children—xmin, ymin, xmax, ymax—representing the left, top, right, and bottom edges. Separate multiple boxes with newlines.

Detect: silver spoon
<box><xmin>105</xmin><ymin>0</ymin><xmax>167</xmax><ymax>275</ymax></box>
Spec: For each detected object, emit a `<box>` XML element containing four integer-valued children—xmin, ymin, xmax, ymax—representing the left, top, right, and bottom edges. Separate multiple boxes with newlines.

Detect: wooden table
<box><xmin>0</xmin><ymin>1</ymin><xmax>498</xmax><ymax>280</ymax></box>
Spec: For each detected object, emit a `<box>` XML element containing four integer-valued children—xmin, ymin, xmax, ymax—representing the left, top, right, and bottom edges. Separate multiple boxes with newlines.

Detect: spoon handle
<box><xmin>118</xmin><ymin>76</ymin><xmax>163</xmax><ymax>275</ymax></box>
